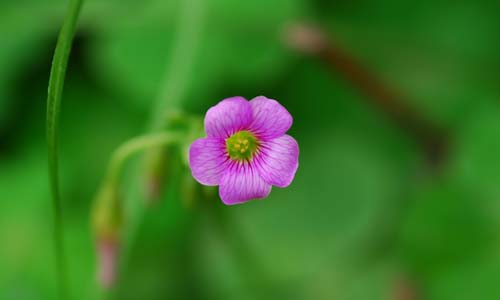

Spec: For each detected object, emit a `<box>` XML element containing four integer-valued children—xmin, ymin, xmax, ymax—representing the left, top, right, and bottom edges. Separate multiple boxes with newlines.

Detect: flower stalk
<box><xmin>103</xmin><ymin>0</ymin><xmax>206</xmax><ymax>293</ymax></box>
<box><xmin>106</xmin><ymin>133</ymin><xmax>184</xmax><ymax>185</ymax></box>
<box><xmin>91</xmin><ymin>132</ymin><xmax>184</xmax><ymax>289</ymax></box>
<box><xmin>286</xmin><ymin>23</ymin><xmax>448</xmax><ymax>168</ymax></box>
<box><xmin>142</xmin><ymin>111</ymin><xmax>203</xmax><ymax>203</ymax></box>
<box><xmin>46</xmin><ymin>0</ymin><xmax>84</xmax><ymax>298</ymax></box>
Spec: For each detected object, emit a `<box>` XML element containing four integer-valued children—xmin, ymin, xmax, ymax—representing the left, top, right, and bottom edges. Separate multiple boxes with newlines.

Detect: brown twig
<box><xmin>285</xmin><ymin>24</ymin><xmax>448</xmax><ymax>168</ymax></box>
<box><xmin>392</xmin><ymin>274</ymin><xmax>421</xmax><ymax>300</ymax></box>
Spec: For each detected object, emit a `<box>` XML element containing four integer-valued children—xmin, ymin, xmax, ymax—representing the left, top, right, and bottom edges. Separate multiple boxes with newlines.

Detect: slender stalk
<box><xmin>92</xmin><ymin>132</ymin><xmax>183</xmax><ymax>298</ymax></box>
<box><xmin>286</xmin><ymin>24</ymin><xmax>448</xmax><ymax>168</ymax></box>
<box><xmin>90</xmin><ymin>1</ymin><xmax>205</xmax><ymax>297</ymax></box>
<box><xmin>150</xmin><ymin>0</ymin><xmax>206</xmax><ymax>129</ymax></box>
<box><xmin>105</xmin><ymin>133</ymin><xmax>184</xmax><ymax>185</ymax></box>
<box><xmin>118</xmin><ymin>0</ymin><xmax>206</xmax><ymax>271</ymax></box>
<box><xmin>46</xmin><ymin>0</ymin><xmax>84</xmax><ymax>298</ymax></box>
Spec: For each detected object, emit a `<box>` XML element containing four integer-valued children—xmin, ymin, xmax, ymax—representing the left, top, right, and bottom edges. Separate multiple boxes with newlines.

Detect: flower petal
<box><xmin>204</xmin><ymin>96</ymin><xmax>253</xmax><ymax>138</ymax></box>
<box><xmin>249</xmin><ymin>96</ymin><xmax>293</xmax><ymax>139</ymax></box>
<box><xmin>219</xmin><ymin>163</ymin><xmax>271</xmax><ymax>205</ymax></box>
<box><xmin>254</xmin><ymin>135</ymin><xmax>299</xmax><ymax>188</ymax></box>
<box><xmin>189</xmin><ymin>137</ymin><xmax>229</xmax><ymax>185</ymax></box>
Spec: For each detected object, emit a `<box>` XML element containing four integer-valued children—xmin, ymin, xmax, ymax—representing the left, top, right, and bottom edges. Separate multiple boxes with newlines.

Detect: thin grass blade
<box><xmin>46</xmin><ymin>0</ymin><xmax>84</xmax><ymax>298</ymax></box>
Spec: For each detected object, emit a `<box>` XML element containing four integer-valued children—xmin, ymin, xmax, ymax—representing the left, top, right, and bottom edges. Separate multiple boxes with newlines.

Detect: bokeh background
<box><xmin>2</xmin><ymin>0</ymin><xmax>500</xmax><ymax>299</ymax></box>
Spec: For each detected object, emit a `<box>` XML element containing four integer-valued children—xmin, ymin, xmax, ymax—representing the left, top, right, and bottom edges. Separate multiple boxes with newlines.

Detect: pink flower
<box><xmin>189</xmin><ymin>96</ymin><xmax>299</xmax><ymax>205</ymax></box>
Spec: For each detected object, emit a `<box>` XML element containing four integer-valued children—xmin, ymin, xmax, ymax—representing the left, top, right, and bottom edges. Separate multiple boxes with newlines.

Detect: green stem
<box><xmin>117</xmin><ymin>0</ymin><xmax>206</xmax><ymax>276</ymax></box>
<box><xmin>46</xmin><ymin>0</ymin><xmax>84</xmax><ymax>299</ymax></box>
<box><xmin>105</xmin><ymin>132</ymin><xmax>184</xmax><ymax>185</ymax></box>
<box><xmin>150</xmin><ymin>0</ymin><xmax>206</xmax><ymax>129</ymax></box>
<box><xmin>91</xmin><ymin>132</ymin><xmax>184</xmax><ymax>300</ymax></box>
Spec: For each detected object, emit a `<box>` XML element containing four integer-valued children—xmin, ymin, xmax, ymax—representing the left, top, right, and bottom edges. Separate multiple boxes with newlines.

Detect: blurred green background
<box><xmin>2</xmin><ymin>0</ymin><xmax>500</xmax><ymax>299</ymax></box>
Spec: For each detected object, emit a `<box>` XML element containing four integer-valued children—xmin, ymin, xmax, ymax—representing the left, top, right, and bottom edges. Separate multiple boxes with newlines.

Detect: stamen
<box><xmin>226</xmin><ymin>130</ymin><xmax>259</xmax><ymax>161</ymax></box>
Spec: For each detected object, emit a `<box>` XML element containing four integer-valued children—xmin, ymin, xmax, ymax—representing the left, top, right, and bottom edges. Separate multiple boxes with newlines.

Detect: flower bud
<box><xmin>180</xmin><ymin>170</ymin><xmax>202</xmax><ymax>209</ymax></box>
<box><xmin>142</xmin><ymin>147</ymin><xmax>169</xmax><ymax>204</ymax></box>
<box><xmin>96</xmin><ymin>237</ymin><xmax>119</xmax><ymax>289</ymax></box>
<box><xmin>91</xmin><ymin>182</ymin><xmax>123</xmax><ymax>289</ymax></box>
<box><xmin>284</xmin><ymin>23</ymin><xmax>327</xmax><ymax>54</ymax></box>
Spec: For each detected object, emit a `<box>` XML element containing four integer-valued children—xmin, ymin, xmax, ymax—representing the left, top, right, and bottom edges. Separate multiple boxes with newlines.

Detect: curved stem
<box><xmin>46</xmin><ymin>0</ymin><xmax>84</xmax><ymax>299</ymax></box>
<box><xmin>106</xmin><ymin>133</ymin><xmax>184</xmax><ymax>185</ymax></box>
<box><xmin>117</xmin><ymin>0</ymin><xmax>206</xmax><ymax>277</ymax></box>
<box><xmin>150</xmin><ymin>0</ymin><xmax>206</xmax><ymax>129</ymax></box>
<box><xmin>91</xmin><ymin>132</ymin><xmax>184</xmax><ymax>298</ymax></box>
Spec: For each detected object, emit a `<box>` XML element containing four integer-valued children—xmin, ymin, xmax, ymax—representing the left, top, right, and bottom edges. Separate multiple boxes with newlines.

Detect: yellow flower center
<box><xmin>226</xmin><ymin>130</ymin><xmax>259</xmax><ymax>161</ymax></box>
